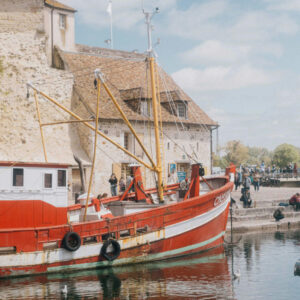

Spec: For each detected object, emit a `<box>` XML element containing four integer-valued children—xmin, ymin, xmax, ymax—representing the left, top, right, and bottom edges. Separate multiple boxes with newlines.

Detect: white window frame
<box><xmin>59</xmin><ymin>14</ymin><xmax>66</xmax><ymax>30</ymax></box>
<box><xmin>12</xmin><ymin>168</ymin><xmax>24</xmax><ymax>188</ymax></box>
<box><xmin>177</xmin><ymin>102</ymin><xmax>187</xmax><ymax>119</ymax></box>
<box><xmin>57</xmin><ymin>169</ymin><xmax>67</xmax><ymax>188</ymax></box>
<box><xmin>43</xmin><ymin>173</ymin><xmax>53</xmax><ymax>189</ymax></box>
<box><xmin>140</xmin><ymin>99</ymin><xmax>152</xmax><ymax>117</ymax></box>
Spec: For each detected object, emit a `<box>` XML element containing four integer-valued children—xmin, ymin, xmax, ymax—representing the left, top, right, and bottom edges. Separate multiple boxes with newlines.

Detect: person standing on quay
<box><xmin>253</xmin><ymin>172</ymin><xmax>260</xmax><ymax>191</ymax></box>
<box><xmin>109</xmin><ymin>173</ymin><xmax>118</xmax><ymax>196</ymax></box>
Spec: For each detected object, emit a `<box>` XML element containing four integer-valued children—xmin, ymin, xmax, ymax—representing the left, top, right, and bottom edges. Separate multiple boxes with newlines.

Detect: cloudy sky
<box><xmin>63</xmin><ymin>0</ymin><xmax>300</xmax><ymax>150</ymax></box>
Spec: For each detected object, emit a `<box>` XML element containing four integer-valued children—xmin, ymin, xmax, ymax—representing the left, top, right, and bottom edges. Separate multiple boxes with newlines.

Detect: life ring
<box><xmin>62</xmin><ymin>232</ymin><xmax>81</xmax><ymax>251</ymax></box>
<box><xmin>101</xmin><ymin>239</ymin><xmax>121</xmax><ymax>261</ymax></box>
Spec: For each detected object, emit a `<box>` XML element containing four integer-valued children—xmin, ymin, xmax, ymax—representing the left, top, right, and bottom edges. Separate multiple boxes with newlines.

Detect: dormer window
<box><xmin>177</xmin><ymin>102</ymin><xmax>187</xmax><ymax>119</ymax></box>
<box><xmin>59</xmin><ymin>14</ymin><xmax>66</xmax><ymax>29</ymax></box>
<box><xmin>140</xmin><ymin>100</ymin><xmax>152</xmax><ymax>117</ymax></box>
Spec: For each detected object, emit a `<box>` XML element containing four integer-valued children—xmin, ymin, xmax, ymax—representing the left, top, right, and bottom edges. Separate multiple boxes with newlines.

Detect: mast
<box><xmin>143</xmin><ymin>7</ymin><xmax>164</xmax><ymax>202</ymax></box>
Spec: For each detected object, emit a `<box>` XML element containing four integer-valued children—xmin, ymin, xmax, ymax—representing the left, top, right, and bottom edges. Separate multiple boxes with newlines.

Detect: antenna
<box><xmin>142</xmin><ymin>6</ymin><xmax>159</xmax><ymax>56</ymax></box>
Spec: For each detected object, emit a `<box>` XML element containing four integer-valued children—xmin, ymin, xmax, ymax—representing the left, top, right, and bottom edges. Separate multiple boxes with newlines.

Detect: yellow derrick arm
<box><xmin>101</xmin><ymin>77</ymin><xmax>156</xmax><ymax>169</ymax></box>
<box><xmin>41</xmin><ymin>119</ymin><xmax>95</xmax><ymax>126</ymax></box>
<box><xmin>27</xmin><ymin>83</ymin><xmax>155</xmax><ymax>171</ymax></box>
<box><xmin>33</xmin><ymin>90</ymin><xmax>48</xmax><ymax>162</ymax></box>
<box><xmin>84</xmin><ymin>76</ymin><xmax>101</xmax><ymax>222</ymax></box>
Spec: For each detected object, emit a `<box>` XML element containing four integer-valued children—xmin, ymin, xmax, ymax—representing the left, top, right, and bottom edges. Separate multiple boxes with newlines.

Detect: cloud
<box><xmin>62</xmin><ymin>0</ymin><xmax>176</xmax><ymax>30</ymax></box>
<box><xmin>181</xmin><ymin>40</ymin><xmax>251</xmax><ymax>65</ymax></box>
<box><xmin>172</xmin><ymin>64</ymin><xmax>275</xmax><ymax>91</ymax></box>
<box><xmin>163</xmin><ymin>2</ymin><xmax>298</xmax><ymax>42</ymax></box>
<box><xmin>265</xmin><ymin>0</ymin><xmax>300</xmax><ymax>12</ymax></box>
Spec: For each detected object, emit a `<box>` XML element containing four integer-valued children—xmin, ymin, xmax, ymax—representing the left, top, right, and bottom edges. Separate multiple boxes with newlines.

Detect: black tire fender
<box><xmin>101</xmin><ymin>239</ymin><xmax>121</xmax><ymax>261</ymax></box>
<box><xmin>62</xmin><ymin>232</ymin><xmax>81</xmax><ymax>251</ymax></box>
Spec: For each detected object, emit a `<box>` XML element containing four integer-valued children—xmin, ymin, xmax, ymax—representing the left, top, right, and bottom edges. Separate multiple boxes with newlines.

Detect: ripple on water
<box><xmin>1</xmin><ymin>230</ymin><xmax>300</xmax><ymax>299</ymax></box>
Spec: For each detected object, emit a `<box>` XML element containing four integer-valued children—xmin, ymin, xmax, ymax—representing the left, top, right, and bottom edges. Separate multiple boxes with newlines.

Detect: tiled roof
<box><xmin>44</xmin><ymin>0</ymin><xmax>76</xmax><ymax>12</ymax></box>
<box><xmin>59</xmin><ymin>46</ymin><xmax>217</xmax><ymax>126</ymax></box>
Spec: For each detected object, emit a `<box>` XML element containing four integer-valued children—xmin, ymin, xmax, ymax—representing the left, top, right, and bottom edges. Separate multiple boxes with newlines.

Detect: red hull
<box><xmin>0</xmin><ymin>177</ymin><xmax>232</xmax><ymax>278</ymax></box>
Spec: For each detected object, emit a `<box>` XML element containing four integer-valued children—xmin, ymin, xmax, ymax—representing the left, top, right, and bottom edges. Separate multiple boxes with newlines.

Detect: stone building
<box><xmin>0</xmin><ymin>0</ymin><xmax>218</xmax><ymax>201</ymax></box>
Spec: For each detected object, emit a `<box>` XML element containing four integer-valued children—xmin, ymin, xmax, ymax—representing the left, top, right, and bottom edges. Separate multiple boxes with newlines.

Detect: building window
<box><xmin>59</xmin><ymin>14</ymin><xmax>66</xmax><ymax>29</ymax></box>
<box><xmin>140</xmin><ymin>100</ymin><xmax>152</xmax><ymax>117</ymax></box>
<box><xmin>124</xmin><ymin>132</ymin><xmax>129</xmax><ymax>150</ymax></box>
<box><xmin>177</xmin><ymin>103</ymin><xmax>187</xmax><ymax>119</ymax></box>
<box><xmin>57</xmin><ymin>170</ymin><xmax>66</xmax><ymax>187</ymax></box>
<box><xmin>13</xmin><ymin>168</ymin><xmax>24</xmax><ymax>187</ymax></box>
<box><xmin>44</xmin><ymin>174</ymin><xmax>52</xmax><ymax>188</ymax></box>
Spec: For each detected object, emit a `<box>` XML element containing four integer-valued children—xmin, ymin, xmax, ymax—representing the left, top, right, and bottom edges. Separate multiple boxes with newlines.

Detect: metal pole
<box><xmin>110</xmin><ymin>0</ymin><xmax>113</xmax><ymax>49</ymax></box>
<box><xmin>145</xmin><ymin>13</ymin><xmax>152</xmax><ymax>53</ymax></box>
<box><xmin>33</xmin><ymin>91</ymin><xmax>48</xmax><ymax>162</ymax></box>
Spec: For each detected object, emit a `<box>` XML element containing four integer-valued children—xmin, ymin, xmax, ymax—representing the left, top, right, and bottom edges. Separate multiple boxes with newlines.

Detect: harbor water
<box><xmin>1</xmin><ymin>230</ymin><xmax>300</xmax><ymax>299</ymax></box>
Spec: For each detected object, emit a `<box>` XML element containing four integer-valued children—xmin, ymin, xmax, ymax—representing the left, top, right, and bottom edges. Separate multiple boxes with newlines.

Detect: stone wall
<box><xmin>0</xmin><ymin>0</ymin><xmax>44</xmax><ymax>33</ymax></box>
<box><xmin>0</xmin><ymin>1</ymin><xmax>77</xmax><ymax>165</ymax></box>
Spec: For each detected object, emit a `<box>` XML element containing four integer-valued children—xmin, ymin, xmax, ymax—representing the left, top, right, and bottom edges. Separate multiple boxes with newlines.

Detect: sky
<box><xmin>62</xmin><ymin>0</ymin><xmax>300</xmax><ymax>150</ymax></box>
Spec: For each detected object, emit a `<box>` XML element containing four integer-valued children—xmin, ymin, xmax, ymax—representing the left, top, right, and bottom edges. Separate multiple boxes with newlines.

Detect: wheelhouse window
<box><xmin>13</xmin><ymin>168</ymin><xmax>24</xmax><ymax>187</ymax></box>
<box><xmin>44</xmin><ymin>174</ymin><xmax>52</xmax><ymax>188</ymax></box>
<box><xmin>57</xmin><ymin>170</ymin><xmax>66</xmax><ymax>187</ymax></box>
<box><xmin>59</xmin><ymin>14</ymin><xmax>66</xmax><ymax>29</ymax></box>
<box><xmin>177</xmin><ymin>102</ymin><xmax>187</xmax><ymax>119</ymax></box>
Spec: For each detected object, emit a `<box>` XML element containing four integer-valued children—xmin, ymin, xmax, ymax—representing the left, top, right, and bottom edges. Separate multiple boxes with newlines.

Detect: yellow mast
<box><xmin>149</xmin><ymin>57</ymin><xmax>163</xmax><ymax>202</ymax></box>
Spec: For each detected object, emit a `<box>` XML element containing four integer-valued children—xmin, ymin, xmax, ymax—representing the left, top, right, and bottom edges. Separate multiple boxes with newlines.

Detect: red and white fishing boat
<box><xmin>0</xmin><ymin>8</ymin><xmax>234</xmax><ymax>278</ymax></box>
<box><xmin>0</xmin><ymin>161</ymin><xmax>233</xmax><ymax>278</ymax></box>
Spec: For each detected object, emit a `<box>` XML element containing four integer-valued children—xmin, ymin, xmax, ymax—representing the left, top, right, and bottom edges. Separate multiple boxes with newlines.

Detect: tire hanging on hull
<box><xmin>101</xmin><ymin>239</ymin><xmax>121</xmax><ymax>261</ymax></box>
<box><xmin>62</xmin><ymin>232</ymin><xmax>81</xmax><ymax>251</ymax></box>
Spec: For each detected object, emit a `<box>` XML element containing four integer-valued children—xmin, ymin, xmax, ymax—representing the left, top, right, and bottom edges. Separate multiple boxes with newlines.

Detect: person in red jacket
<box><xmin>289</xmin><ymin>193</ymin><xmax>300</xmax><ymax>210</ymax></box>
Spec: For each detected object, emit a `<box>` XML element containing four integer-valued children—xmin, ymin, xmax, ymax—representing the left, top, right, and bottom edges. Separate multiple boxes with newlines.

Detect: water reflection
<box><xmin>0</xmin><ymin>246</ymin><xmax>232</xmax><ymax>299</ymax></box>
<box><xmin>2</xmin><ymin>230</ymin><xmax>300</xmax><ymax>299</ymax></box>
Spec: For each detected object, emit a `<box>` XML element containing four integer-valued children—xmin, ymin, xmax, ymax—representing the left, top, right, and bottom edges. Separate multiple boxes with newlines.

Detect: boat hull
<box><xmin>0</xmin><ymin>179</ymin><xmax>232</xmax><ymax>278</ymax></box>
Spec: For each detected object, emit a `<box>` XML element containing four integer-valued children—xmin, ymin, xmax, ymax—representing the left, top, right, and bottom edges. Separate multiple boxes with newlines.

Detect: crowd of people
<box><xmin>233</xmin><ymin>162</ymin><xmax>300</xmax><ymax>210</ymax></box>
<box><xmin>108</xmin><ymin>173</ymin><xmax>134</xmax><ymax>196</ymax></box>
<box><xmin>234</xmin><ymin>162</ymin><xmax>299</xmax><ymax>192</ymax></box>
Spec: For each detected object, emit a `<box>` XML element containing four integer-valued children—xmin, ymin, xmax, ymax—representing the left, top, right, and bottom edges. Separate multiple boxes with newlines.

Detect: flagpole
<box><xmin>107</xmin><ymin>0</ymin><xmax>113</xmax><ymax>49</ymax></box>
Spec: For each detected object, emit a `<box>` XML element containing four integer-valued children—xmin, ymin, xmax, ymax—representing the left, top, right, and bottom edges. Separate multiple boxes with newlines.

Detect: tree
<box><xmin>247</xmin><ymin>146</ymin><xmax>272</xmax><ymax>166</ymax></box>
<box><xmin>223</xmin><ymin>140</ymin><xmax>248</xmax><ymax>166</ymax></box>
<box><xmin>272</xmin><ymin>144</ymin><xmax>300</xmax><ymax>168</ymax></box>
<box><xmin>212</xmin><ymin>152</ymin><xmax>229</xmax><ymax>169</ymax></box>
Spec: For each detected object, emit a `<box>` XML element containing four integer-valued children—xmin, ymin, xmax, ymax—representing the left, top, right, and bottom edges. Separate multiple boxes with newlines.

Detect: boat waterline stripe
<box><xmin>48</xmin><ymin>230</ymin><xmax>226</xmax><ymax>273</ymax></box>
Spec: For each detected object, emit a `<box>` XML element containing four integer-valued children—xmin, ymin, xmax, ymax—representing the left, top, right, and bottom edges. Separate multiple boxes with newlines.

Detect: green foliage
<box><xmin>247</xmin><ymin>146</ymin><xmax>272</xmax><ymax>166</ymax></box>
<box><xmin>213</xmin><ymin>141</ymin><xmax>300</xmax><ymax>169</ymax></box>
<box><xmin>272</xmin><ymin>144</ymin><xmax>300</xmax><ymax>168</ymax></box>
<box><xmin>223</xmin><ymin>140</ymin><xmax>248</xmax><ymax>166</ymax></box>
<box><xmin>212</xmin><ymin>152</ymin><xmax>229</xmax><ymax>169</ymax></box>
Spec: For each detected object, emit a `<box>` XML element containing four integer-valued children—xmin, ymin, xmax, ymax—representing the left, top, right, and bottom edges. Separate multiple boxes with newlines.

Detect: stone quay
<box><xmin>227</xmin><ymin>186</ymin><xmax>300</xmax><ymax>234</ymax></box>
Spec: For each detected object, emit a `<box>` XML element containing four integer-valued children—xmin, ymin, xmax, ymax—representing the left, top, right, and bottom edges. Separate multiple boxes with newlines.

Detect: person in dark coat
<box><xmin>109</xmin><ymin>173</ymin><xmax>118</xmax><ymax>196</ymax></box>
